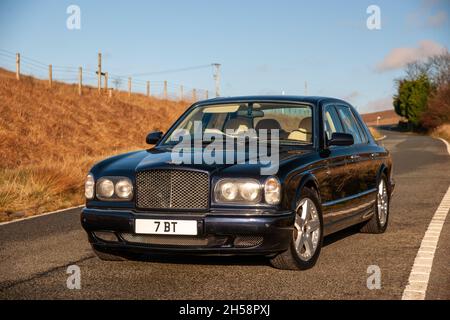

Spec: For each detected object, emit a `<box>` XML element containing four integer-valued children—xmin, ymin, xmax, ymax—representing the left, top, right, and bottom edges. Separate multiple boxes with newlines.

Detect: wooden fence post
<box><xmin>104</xmin><ymin>72</ymin><xmax>108</xmax><ymax>91</ymax></box>
<box><xmin>164</xmin><ymin>81</ymin><xmax>168</xmax><ymax>99</ymax></box>
<box><xmin>97</xmin><ymin>52</ymin><xmax>102</xmax><ymax>93</ymax></box>
<box><xmin>146</xmin><ymin>81</ymin><xmax>150</xmax><ymax>97</ymax></box>
<box><xmin>16</xmin><ymin>53</ymin><xmax>20</xmax><ymax>80</ymax></box>
<box><xmin>128</xmin><ymin>77</ymin><xmax>132</xmax><ymax>97</ymax></box>
<box><xmin>78</xmin><ymin>67</ymin><xmax>82</xmax><ymax>96</ymax></box>
<box><xmin>48</xmin><ymin>64</ymin><xmax>52</xmax><ymax>88</ymax></box>
<box><xmin>180</xmin><ymin>85</ymin><xmax>183</xmax><ymax>100</ymax></box>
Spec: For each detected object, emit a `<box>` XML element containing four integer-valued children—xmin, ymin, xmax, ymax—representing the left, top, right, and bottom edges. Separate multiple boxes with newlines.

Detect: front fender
<box><xmin>284</xmin><ymin>172</ymin><xmax>320</xmax><ymax>211</ymax></box>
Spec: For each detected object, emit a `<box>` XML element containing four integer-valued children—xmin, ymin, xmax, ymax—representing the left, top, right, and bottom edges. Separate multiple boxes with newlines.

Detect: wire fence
<box><xmin>0</xmin><ymin>49</ymin><xmax>211</xmax><ymax>101</ymax></box>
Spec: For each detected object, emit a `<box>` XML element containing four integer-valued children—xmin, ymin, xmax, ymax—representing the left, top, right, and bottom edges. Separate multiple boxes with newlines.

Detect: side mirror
<box><xmin>328</xmin><ymin>132</ymin><xmax>354</xmax><ymax>146</ymax></box>
<box><xmin>146</xmin><ymin>131</ymin><xmax>163</xmax><ymax>145</ymax></box>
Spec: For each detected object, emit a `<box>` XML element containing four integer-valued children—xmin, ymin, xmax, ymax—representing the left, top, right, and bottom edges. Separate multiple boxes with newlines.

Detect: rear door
<box><xmin>321</xmin><ymin>104</ymin><xmax>356</xmax><ymax>232</ymax></box>
<box><xmin>336</xmin><ymin>105</ymin><xmax>377</xmax><ymax>194</ymax></box>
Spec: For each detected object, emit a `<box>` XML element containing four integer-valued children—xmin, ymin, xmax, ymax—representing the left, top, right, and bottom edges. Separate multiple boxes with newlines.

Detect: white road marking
<box><xmin>438</xmin><ymin>138</ymin><xmax>450</xmax><ymax>156</ymax></box>
<box><xmin>0</xmin><ymin>205</ymin><xmax>84</xmax><ymax>226</ymax></box>
<box><xmin>402</xmin><ymin>185</ymin><xmax>450</xmax><ymax>300</ymax></box>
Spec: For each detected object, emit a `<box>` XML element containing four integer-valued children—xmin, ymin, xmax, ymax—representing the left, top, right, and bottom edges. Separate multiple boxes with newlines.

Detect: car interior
<box><xmin>222</xmin><ymin>113</ymin><xmax>312</xmax><ymax>143</ymax></box>
<box><xmin>171</xmin><ymin>103</ymin><xmax>313</xmax><ymax>144</ymax></box>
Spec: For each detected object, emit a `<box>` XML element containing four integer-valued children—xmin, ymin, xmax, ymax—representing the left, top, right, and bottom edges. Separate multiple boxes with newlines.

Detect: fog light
<box><xmin>94</xmin><ymin>231</ymin><xmax>118</xmax><ymax>242</ymax></box>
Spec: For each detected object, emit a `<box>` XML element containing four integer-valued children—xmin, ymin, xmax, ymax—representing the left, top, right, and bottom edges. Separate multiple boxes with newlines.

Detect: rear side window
<box><xmin>351</xmin><ymin>110</ymin><xmax>369</xmax><ymax>143</ymax></box>
<box><xmin>336</xmin><ymin>106</ymin><xmax>363</xmax><ymax>144</ymax></box>
<box><xmin>323</xmin><ymin>105</ymin><xmax>344</xmax><ymax>140</ymax></box>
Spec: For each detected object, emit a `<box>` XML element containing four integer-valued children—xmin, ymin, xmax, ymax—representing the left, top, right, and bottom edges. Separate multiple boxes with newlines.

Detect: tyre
<box><xmin>360</xmin><ymin>174</ymin><xmax>389</xmax><ymax>234</ymax></box>
<box><xmin>92</xmin><ymin>246</ymin><xmax>127</xmax><ymax>261</ymax></box>
<box><xmin>270</xmin><ymin>187</ymin><xmax>324</xmax><ymax>270</ymax></box>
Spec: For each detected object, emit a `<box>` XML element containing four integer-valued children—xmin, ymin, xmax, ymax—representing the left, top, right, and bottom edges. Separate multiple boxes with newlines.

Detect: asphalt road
<box><xmin>1</xmin><ymin>129</ymin><xmax>449</xmax><ymax>300</ymax></box>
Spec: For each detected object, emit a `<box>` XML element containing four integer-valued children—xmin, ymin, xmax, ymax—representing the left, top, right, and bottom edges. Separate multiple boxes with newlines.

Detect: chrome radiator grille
<box><xmin>136</xmin><ymin>169</ymin><xmax>209</xmax><ymax>210</ymax></box>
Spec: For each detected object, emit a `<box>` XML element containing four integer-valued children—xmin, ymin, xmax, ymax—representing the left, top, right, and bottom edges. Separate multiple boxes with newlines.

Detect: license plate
<box><xmin>135</xmin><ymin>219</ymin><xmax>198</xmax><ymax>235</ymax></box>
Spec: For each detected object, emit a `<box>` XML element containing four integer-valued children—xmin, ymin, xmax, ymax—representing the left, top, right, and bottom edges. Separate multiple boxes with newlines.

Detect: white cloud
<box><xmin>375</xmin><ymin>40</ymin><xmax>447</xmax><ymax>72</ymax></box>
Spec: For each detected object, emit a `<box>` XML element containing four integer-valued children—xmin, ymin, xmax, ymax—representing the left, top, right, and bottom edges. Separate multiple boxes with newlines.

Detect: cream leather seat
<box><xmin>288</xmin><ymin>117</ymin><xmax>312</xmax><ymax>142</ymax></box>
<box><xmin>224</xmin><ymin>117</ymin><xmax>251</xmax><ymax>134</ymax></box>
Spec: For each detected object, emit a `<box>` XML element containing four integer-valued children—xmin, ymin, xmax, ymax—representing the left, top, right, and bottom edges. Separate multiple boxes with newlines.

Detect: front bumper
<box><xmin>81</xmin><ymin>207</ymin><xmax>295</xmax><ymax>256</ymax></box>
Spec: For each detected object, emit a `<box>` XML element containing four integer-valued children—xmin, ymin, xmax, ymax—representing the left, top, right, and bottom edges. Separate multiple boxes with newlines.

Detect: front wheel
<box><xmin>270</xmin><ymin>187</ymin><xmax>324</xmax><ymax>270</ymax></box>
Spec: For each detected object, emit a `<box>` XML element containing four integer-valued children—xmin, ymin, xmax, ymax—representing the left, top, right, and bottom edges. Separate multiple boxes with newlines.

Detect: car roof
<box><xmin>194</xmin><ymin>95</ymin><xmax>350</xmax><ymax>106</ymax></box>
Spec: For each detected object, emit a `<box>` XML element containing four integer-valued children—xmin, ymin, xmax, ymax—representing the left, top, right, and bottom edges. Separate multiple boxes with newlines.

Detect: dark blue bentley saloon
<box><xmin>81</xmin><ymin>96</ymin><xmax>394</xmax><ymax>270</ymax></box>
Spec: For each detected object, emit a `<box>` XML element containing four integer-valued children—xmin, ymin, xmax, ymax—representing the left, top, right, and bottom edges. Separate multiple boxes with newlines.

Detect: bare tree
<box><xmin>404</xmin><ymin>51</ymin><xmax>450</xmax><ymax>87</ymax></box>
<box><xmin>405</xmin><ymin>61</ymin><xmax>431</xmax><ymax>81</ymax></box>
<box><xmin>427</xmin><ymin>52</ymin><xmax>450</xmax><ymax>87</ymax></box>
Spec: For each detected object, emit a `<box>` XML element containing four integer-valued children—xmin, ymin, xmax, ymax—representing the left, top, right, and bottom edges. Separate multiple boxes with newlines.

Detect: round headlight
<box><xmin>85</xmin><ymin>174</ymin><xmax>95</xmax><ymax>199</ymax></box>
<box><xmin>264</xmin><ymin>177</ymin><xmax>281</xmax><ymax>205</ymax></box>
<box><xmin>221</xmin><ymin>182</ymin><xmax>239</xmax><ymax>201</ymax></box>
<box><xmin>97</xmin><ymin>178</ymin><xmax>114</xmax><ymax>198</ymax></box>
<box><xmin>239</xmin><ymin>182</ymin><xmax>260</xmax><ymax>202</ymax></box>
<box><xmin>115</xmin><ymin>179</ymin><xmax>133</xmax><ymax>199</ymax></box>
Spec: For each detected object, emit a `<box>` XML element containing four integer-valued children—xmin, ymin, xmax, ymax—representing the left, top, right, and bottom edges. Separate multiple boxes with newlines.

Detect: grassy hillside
<box><xmin>361</xmin><ymin>109</ymin><xmax>401</xmax><ymax>126</ymax></box>
<box><xmin>0</xmin><ymin>68</ymin><xmax>189</xmax><ymax>221</ymax></box>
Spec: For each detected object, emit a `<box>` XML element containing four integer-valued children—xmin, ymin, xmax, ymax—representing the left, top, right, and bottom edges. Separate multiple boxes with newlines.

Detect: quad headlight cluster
<box><xmin>86</xmin><ymin>173</ymin><xmax>280</xmax><ymax>205</ymax></box>
<box><xmin>84</xmin><ymin>174</ymin><xmax>133</xmax><ymax>200</ymax></box>
<box><xmin>214</xmin><ymin>177</ymin><xmax>281</xmax><ymax>205</ymax></box>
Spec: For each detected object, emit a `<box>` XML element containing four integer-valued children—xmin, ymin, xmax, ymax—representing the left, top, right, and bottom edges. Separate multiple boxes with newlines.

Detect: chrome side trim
<box><xmin>322</xmin><ymin>188</ymin><xmax>377</xmax><ymax>207</ymax></box>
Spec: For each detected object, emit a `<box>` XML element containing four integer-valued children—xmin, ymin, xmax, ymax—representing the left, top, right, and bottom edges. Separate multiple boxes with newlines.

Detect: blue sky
<box><xmin>0</xmin><ymin>0</ymin><xmax>449</xmax><ymax>112</ymax></box>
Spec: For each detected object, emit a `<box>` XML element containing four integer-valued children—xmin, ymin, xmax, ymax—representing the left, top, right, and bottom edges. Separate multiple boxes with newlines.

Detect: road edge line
<box><xmin>402</xmin><ymin>186</ymin><xmax>450</xmax><ymax>300</ymax></box>
<box><xmin>0</xmin><ymin>204</ymin><xmax>84</xmax><ymax>226</ymax></box>
<box><xmin>437</xmin><ymin>138</ymin><xmax>450</xmax><ymax>156</ymax></box>
<box><xmin>402</xmin><ymin>133</ymin><xmax>450</xmax><ymax>299</ymax></box>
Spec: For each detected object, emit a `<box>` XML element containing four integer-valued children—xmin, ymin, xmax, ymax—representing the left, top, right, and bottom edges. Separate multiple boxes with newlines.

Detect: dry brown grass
<box><xmin>368</xmin><ymin>127</ymin><xmax>384</xmax><ymax>141</ymax></box>
<box><xmin>0</xmin><ymin>68</ymin><xmax>189</xmax><ymax>221</ymax></box>
<box><xmin>432</xmin><ymin>123</ymin><xmax>450</xmax><ymax>143</ymax></box>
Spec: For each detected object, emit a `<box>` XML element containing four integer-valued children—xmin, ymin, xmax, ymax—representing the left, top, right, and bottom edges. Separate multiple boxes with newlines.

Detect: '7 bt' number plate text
<box><xmin>135</xmin><ymin>219</ymin><xmax>198</xmax><ymax>235</ymax></box>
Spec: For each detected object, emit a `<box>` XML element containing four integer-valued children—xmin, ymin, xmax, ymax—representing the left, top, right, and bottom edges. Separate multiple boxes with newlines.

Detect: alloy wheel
<box><xmin>293</xmin><ymin>198</ymin><xmax>321</xmax><ymax>261</ymax></box>
<box><xmin>377</xmin><ymin>179</ymin><xmax>388</xmax><ymax>226</ymax></box>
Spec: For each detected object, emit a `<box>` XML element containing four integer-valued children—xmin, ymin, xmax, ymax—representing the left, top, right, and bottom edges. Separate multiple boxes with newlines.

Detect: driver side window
<box><xmin>324</xmin><ymin>105</ymin><xmax>344</xmax><ymax>141</ymax></box>
<box><xmin>336</xmin><ymin>105</ymin><xmax>363</xmax><ymax>144</ymax></box>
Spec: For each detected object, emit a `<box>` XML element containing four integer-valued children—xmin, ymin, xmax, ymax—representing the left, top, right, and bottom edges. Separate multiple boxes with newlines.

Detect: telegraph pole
<box><xmin>212</xmin><ymin>63</ymin><xmax>221</xmax><ymax>97</ymax></box>
<box><xmin>304</xmin><ymin>81</ymin><xmax>308</xmax><ymax>95</ymax></box>
<box><xmin>97</xmin><ymin>52</ymin><xmax>102</xmax><ymax>93</ymax></box>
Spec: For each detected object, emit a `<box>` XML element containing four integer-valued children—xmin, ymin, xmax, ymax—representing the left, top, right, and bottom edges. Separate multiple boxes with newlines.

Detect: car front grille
<box><xmin>136</xmin><ymin>169</ymin><xmax>209</xmax><ymax>210</ymax></box>
<box><xmin>120</xmin><ymin>233</ymin><xmax>209</xmax><ymax>246</ymax></box>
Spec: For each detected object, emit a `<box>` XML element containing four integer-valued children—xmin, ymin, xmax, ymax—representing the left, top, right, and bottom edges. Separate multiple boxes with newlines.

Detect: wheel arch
<box><xmin>377</xmin><ymin>164</ymin><xmax>389</xmax><ymax>182</ymax></box>
<box><xmin>376</xmin><ymin>163</ymin><xmax>391</xmax><ymax>193</ymax></box>
<box><xmin>292</xmin><ymin>173</ymin><xmax>321</xmax><ymax>210</ymax></box>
